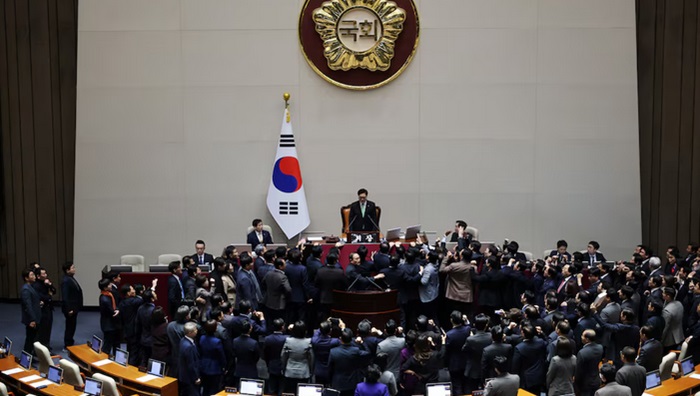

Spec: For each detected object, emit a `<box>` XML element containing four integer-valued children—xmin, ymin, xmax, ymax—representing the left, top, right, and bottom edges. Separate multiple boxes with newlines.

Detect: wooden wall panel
<box><xmin>636</xmin><ymin>0</ymin><xmax>700</xmax><ymax>255</ymax></box>
<box><xmin>0</xmin><ymin>0</ymin><xmax>77</xmax><ymax>299</ymax></box>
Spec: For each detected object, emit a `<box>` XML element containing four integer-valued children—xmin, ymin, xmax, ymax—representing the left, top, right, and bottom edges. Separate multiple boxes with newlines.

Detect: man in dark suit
<box><xmin>20</xmin><ymin>268</ymin><xmax>42</xmax><ymax>355</ymax></box>
<box><xmin>575</xmin><ymin>329</ymin><xmax>604</xmax><ymax>396</ymax></box>
<box><xmin>246</xmin><ymin>218</ymin><xmax>273</xmax><ymax>250</ymax></box>
<box><xmin>314</xmin><ymin>253</ymin><xmax>348</xmax><ymax>321</ymax></box>
<box><xmin>228</xmin><ymin>300</ymin><xmax>267</xmax><ymax>340</ymax></box>
<box><xmin>636</xmin><ymin>325</ymin><xmax>663</xmax><ymax>372</ymax></box>
<box><xmin>328</xmin><ymin>328</ymin><xmax>372</xmax><ymax>396</ymax></box>
<box><xmin>193</xmin><ymin>239</ymin><xmax>214</xmax><ymax>270</ymax></box>
<box><xmin>61</xmin><ymin>261</ymin><xmax>83</xmax><ymax>351</ymax></box>
<box><xmin>98</xmin><ymin>278</ymin><xmax>120</xmax><ymax>356</ymax></box>
<box><xmin>445</xmin><ymin>311</ymin><xmax>470</xmax><ymax>395</ymax></box>
<box><xmin>482</xmin><ymin>325</ymin><xmax>513</xmax><ymax>380</ymax></box>
<box><xmin>119</xmin><ymin>284</ymin><xmax>145</xmax><ymax>365</ymax></box>
<box><xmin>616</xmin><ymin>346</ymin><xmax>646</xmax><ymax>396</ymax></box>
<box><xmin>263</xmin><ymin>318</ymin><xmax>288</xmax><ymax>395</ymax></box>
<box><xmin>284</xmin><ymin>248</ymin><xmax>314</xmax><ymax>324</ymax></box>
<box><xmin>585</xmin><ymin>241</ymin><xmax>607</xmax><ymax>266</ymax></box>
<box><xmin>232</xmin><ymin>320</ymin><xmax>261</xmax><ymax>380</ymax></box>
<box><xmin>262</xmin><ymin>259</ymin><xmax>292</xmax><ymax>323</ymax></box>
<box><xmin>398</xmin><ymin>249</ymin><xmax>422</xmax><ymax>329</ymax></box>
<box><xmin>484</xmin><ymin>356</ymin><xmax>520</xmax><ymax>396</ymax></box>
<box><xmin>33</xmin><ymin>266</ymin><xmax>56</xmax><ymax>350</ymax></box>
<box><xmin>511</xmin><ymin>324</ymin><xmax>547</xmax><ymax>394</ymax></box>
<box><xmin>178</xmin><ymin>322</ymin><xmax>201</xmax><ymax>396</ymax></box>
<box><xmin>236</xmin><ymin>254</ymin><xmax>263</xmax><ymax>310</ymax></box>
<box><xmin>136</xmin><ymin>289</ymin><xmax>157</xmax><ymax>365</ymax></box>
<box><xmin>348</xmin><ymin>188</ymin><xmax>378</xmax><ymax>232</ymax></box>
<box><xmin>373</xmin><ymin>242</ymin><xmax>391</xmax><ymax>271</ymax></box>
<box><xmin>462</xmin><ymin>314</ymin><xmax>492</xmax><ymax>394</ymax></box>
<box><xmin>167</xmin><ymin>261</ymin><xmax>184</xmax><ymax>318</ymax></box>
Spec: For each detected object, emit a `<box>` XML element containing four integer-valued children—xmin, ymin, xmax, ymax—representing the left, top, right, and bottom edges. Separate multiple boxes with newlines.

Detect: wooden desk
<box><xmin>0</xmin><ymin>355</ymin><xmax>83</xmax><ymax>396</ymax></box>
<box><xmin>67</xmin><ymin>344</ymin><xmax>178</xmax><ymax>396</ymax></box>
<box><xmin>645</xmin><ymin>364</ymin><xmax>700</xmax><ymax>396</ymax></box>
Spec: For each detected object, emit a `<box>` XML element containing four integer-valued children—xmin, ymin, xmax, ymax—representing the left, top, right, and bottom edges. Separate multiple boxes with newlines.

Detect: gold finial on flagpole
<box><xmin>283</xmin><ymin>92</ymin><xmax>290</xmax><ymax>109</ymax></box>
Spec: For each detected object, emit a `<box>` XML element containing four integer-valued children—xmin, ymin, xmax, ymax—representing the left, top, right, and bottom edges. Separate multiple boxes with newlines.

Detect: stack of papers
<box><xmin>29</xmin><ymin>379</ymin><xmax>53</xmax><ymax>388</ymax></box>
<box><xmin>19</xmin><ymin>374</ymin><xmax>42</xmax><ymax>383</ymax></box>
<box><xmin>2</xmin><ymin>368</ymin><xmax>24</xmax><ymax>375</ymax></box>
<box><xmin>92</xmin><ymin>359</ymin><xmax>113</xmax><ymax>367</ymax></box>
<box><xmin>136</xmin><ymin>374</ymin><xmax>158</xmax><ymax>382</ymax></box>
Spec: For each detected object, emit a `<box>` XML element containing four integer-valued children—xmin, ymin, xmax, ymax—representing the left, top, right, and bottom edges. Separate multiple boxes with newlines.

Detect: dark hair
<box><xmin>120</xmin><ymin>284</ymin><xmax>132</xmax><ymax>297</ymax></box>
<box><xmin>356</xmin><ymin>245</ymin><xmax>368</xmax><ymax>261</ymax></box>
<box><xmin>521</xmin><ymin>324</ymin><xmax>536</xmax><ymax>340</ymax></box>
<box><xmin>379</xmin><ymin>242</ymin><xmax>390</xmax><ymax>254</ymax></box>
<box><xmin>389</xmin><ymin>255</ymin><xmax>400</xmax><ymax>268</ymax></box>
<box><xmin>576</xmin><ymin>302</ymin><xmax>590</xmax><ymax>318</ymax></box>
<box><xmin>405</xmin><ymin>330</ymin><xmax>418</xmax><ymax>347</ymax></box>
<box><xmin>640</xmin><ymin>325</ymin><xmax>654</xmax><ymax>338</ymax></box>
<box><xmin>456</xmin><ymin>220</ymin><xmax>467</xmax><ymax>229</ymax></box>
<box><xmin>358</xmin><ymin>319</ymin><xmax>372</xmax><ymax>336</ymax></box>
<box><xmin>142</xmin><ymin>289</ymin><xmax>155</xmax><ymax>303</ymax></box>
<box><xmin>175</xmin><ymin>305</ymin><xmax>190</xmax><ymax>323</ymax></box>
<box><xmin>493</xmin><ymin>356</ymin><xmax>509</xmax><ymax>374</ymax></box>
<box><xmin>556</xmin><ymin>320</ymin><xmax>570</xmax><ymax>336</ymax></box>
<box><xmin>374</xmin><ymin>353</ymin><xmax>389</xmax><ymax>372</ymax></box>
<box><xmin>319</xmin><ymin>321</ymin><xmax>332</xmax><ymax>335</ymax></box>
<box><xmin>522</xmin><ymin>290</ymin><xmax>535</xmax><ymax>304</ymax></box>
<box><xmin>606</xmin><ymin>288</ymin><xmax>619</xmax><ymax>303</ymax></box>
<box><xmin>589</xmin><ymin>267</ymin><xmax>601</xmax><ymax>278</ymax></box>
<box><xmin>213</xmin><ymin>257</ymin><xmax>227</xmax><ymax>270</ymax></box>
<box><xmin>556</xmin><ymin>240</ymin><xmax>568</xmax><ymax>249</ymax></box>
<box><xmin>240</xmin><ymin>320</ymin><xmax>252</xmax><ymax>334</ymax></box>
<box><xmin>556</xmin><ymin>336</ymin><xmax>573</xmax><ymax>358</ymax></box>
<box><xmin>450</xmin><ymin>311</ymin><xmax>464</xmax><ymax>326</ymax></box>
<box><xmin>204</xmin><ymin>319</ymin><xmax>217</xmax><ymax>336</ymax></box>
<box><xmin>195</xmin><ymin>239</ymin><xmax>205</xmax><ymax>246</ymax></box>
<box><xmin>600</xmin><ymin>363</ymin><xmax>616</xmax><ymax>383</ymax></box>
<box><xmin>195</xmin><ymin>274</ymin><xmax>208</xmax><ymax>288</ymax></box>
<box><xmin>264</xmin><ymin>250</ymin><xmax>276</xmax><ymax>263</ymax></box>
<box><xmin>239</xmin><ymin>253</ymin><xmax>253</xmax><ymax>269</ymax></box>
<box><xmin>152</xmin><ymin>307</ymin><xmax>166</xmax><ymax>325</ymax></box>
<box><xmin>326</xmin><ymin>253</ymin><xmax>339</xmax><ymax>266</ymax></box>
<box><xmin>168</xmin><ymin>261</ymin><xmax>181</xmax><ymax>273</ymax></box>
<box><xmin>621</xmin><ymin>308</ymin><xmax>636</xmax><ymax>323</ymax></box>
<box><xmin>620</xmin><ymin>285</ymin><xmax>634</xmax><ymax>299</ymax></box>
<box><xmin>663</xmin><ymin>286</ymin><xmax>677</xmax><ymax>299</ymax></box>
<box><xmin>275</xmin><ymin>246</ymin><xmax>287</xmax><ymax>259</ymax></box>
<box><xmin>365</xmin><ymin>364</ymin><xmax>381</xmax><ymax>383</ymax></box>
<box><xmin>648</xmin><ymin>298</ymin><xmax>663</xmax><ymax>313</ymax></box>
<box><xmin>340</xmin><ymin>328</ymin><xmax>354</xmax><ymax>344</ymax></box>
<box><xmin>98</xmin><ymin>278</ymin><xmax>111</xmax><ymax>291</ymax></box>
<box><xmin>588</xmin><ymin>241</ymin><xmax>600</xmax><ymax>250</ymax></box>
<box><xmin>384</xmin><ymin>319</ymin><xmax>397</xmax><ymax>335</ymax></box>
<box><xmin>62</xmin><ymin>261</ymin><xmax>74</xmax><ymax>274</ymax></box>
<box><xmin>291</xmin><ymin>320</ymin><xmax>307</xmax><ymax>338</ymax></box>
<box><xmin>621</xmin><ymin>346</ymin><xmax>636</xmax><ymax>362</ymax></box>
<box><xmin>311</xmin><ymin>245</ymin><xmax>323</xmax><ymax>258</ymax></box>
<box><xmin>415</xmin><ymin>315</ymin><xmax>428</xmax><ymax>332</ymax></box>
<box><xmin>272</xmin><ymin>318</ymin><xmax>285</xmax><ymax>332</ymax></box>
<box><xmin>252</xmin><ymin>219</ymin><xmax>262</xmax><ymax>227</ymax></box>
<box><xmin>357</xmin><ymin>188</ymin><xmax>368</xmax><ymax>196</ymax></box>
<box><xmin>545</xmin><ymin>296</ymin><xmax>558</xmax><ymax>311</ymax></box>
<box><xmin>474</xmin><ymin>313</ymin><xmax>490</xmax><ymax>331</ymax></box>
<box><xmin>238</xmin><ymin>300</ymin><xmax>252</xmax><ymax>313</ymax></box>
<box><xmin>491</xmin><ymin>325</ymin><xmax>504</xmax><ymax>342</ymax></box>
<box><xmin>274</xmin><ymin>258</ymin><xmax>286</xmax><ymax>269</ymax></box>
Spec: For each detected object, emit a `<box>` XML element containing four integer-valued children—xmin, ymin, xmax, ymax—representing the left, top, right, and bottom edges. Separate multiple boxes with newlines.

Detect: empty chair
<box><xmin>543</xmin><ymin>249</ymin><xmax>553</xmax><ymax>258</ymax></box>
<box><xmin>0</xmin><ymin>382</ymin><xmax>14</xmax><ymax>396</ymax></box>
<box><xmin>671</xmin><ymin>341</ymin><xmax>689</xmax><ymax>374</ymax></box>
<box><xmin>120</xmin><ymin>255</ymin><xmax>145</xmax><ymax>272</ymax></box>
<box><xmin>521</xmin><ymin>251</ymin><xmax>534</xmax><ymax>262</ymax></box>
<box><xmin>33</xmin><ymin>342</ymin><xmax>60</xmax><ymax>374</ymax></box>
<box><xmin>157</xmin><ymin>254</ymin><xmax>182</xmax><ymax>265</ymax></box>
<box><xmin>59</xmin><ymin>358</ymin><xmax>84</xmax><ymax>387</ymax></box>
<box><xmin>246</xmin><ymin>224</ymin><xmax>273</xmax><ymax>235</ymax></box>
<box><xmin>659</xmin><ymin>351</ymin><xmax>677</xmax><ymax>381</ymax></box>
<box><xmin>466</xmin><ymin>225</ymin><xmax>479</xmax><ymax>241</ymax></box>
<box><xmin>92</xmin><ymin>373</ymin><xmax>120</xmax><ymax>396</ymax></box>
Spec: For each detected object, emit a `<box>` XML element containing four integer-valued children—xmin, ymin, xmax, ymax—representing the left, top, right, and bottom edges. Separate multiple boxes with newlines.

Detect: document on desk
<box><xmin>93</xmin><ymin>358</ymin><xmax>113</xmax><ymax>366</ymax></box>
<box><xmin>2</xmin><ymin>368</ymin><xmax>24</xmax><ymax>375</ymax></box>
<box><xmin>19</xmin><ymin>374</ymin><xmax>42</xmax><ymax>382</ymax></box>
<box><xmin>136</xmin><ymin>374</ymin><xmax>158</xmax><ymax>382</ymax></box>
<box><xmin>690</xmin><ymin>373</ymin><xmax>700</xmax><ymax>380</ymax></box>
<box><xmin>29</xmin><ymin>379</ymin><xmax>53</xmax><ymax>388</ymax></box>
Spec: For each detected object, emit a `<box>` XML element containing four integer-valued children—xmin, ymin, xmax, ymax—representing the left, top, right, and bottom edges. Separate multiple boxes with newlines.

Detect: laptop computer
<box><xmin>3</xmin><ymin>336</ymin><xmax>12</xmax><ymax>355</ymax></box>
<box><xmin>680</xmin><ymin>356</ymin><xmax>695</xmax><ymax>376</ymax></box>
<box><xmin>84</xmin><ymin>378</ymin><xmax>103</xmax><ymax>396</ymax></box>
<box><xmin>404</xmin><ymin>224</ymin><xmax>421</xmax><ymax>240</ymax></box>
<box><xmin>19</xmin><ymin>350</ymin><xmax>32</xmax><ymax>370</ymax></box>
<box><xmin>384</xmin><ymin>227</ymin><xmax>401</xmax><ymax>242</ymax></box>
<box><xmin>90</xmin><ymin>335</ymin><xmax>103</xmax><ymax>354</ymax></box>
<box><xmin>426</xmin><ymin>382</ymin><xmax>451</xmax><ymax>396</ymax></box>
<box><xmin>147</xmin><ymin>358</ymin><xmax>166</xmax><ymax>378</ymax></box>
<box><xmin>297</xmin><ymin>383</ymin><xmax>323</xmax><ymax>396</ymax></box>
<box><xmin>645</xmin><ymin>369</ymin><xmax>662</xmax><ymax>389</ymax></box>
<box><xmin>239</xmin><ymin>378</ymin><xmax>264</xmax><ymax>396</ymax></box>
<box><xmin>47</xmin><ymin>365</ymin><xmax>63</xmax><ymax>385</ymax></box>
<box><xmin>113</xmin><ymin>348</ymin><xmax>128</xmax><ymax>367</ymax></box>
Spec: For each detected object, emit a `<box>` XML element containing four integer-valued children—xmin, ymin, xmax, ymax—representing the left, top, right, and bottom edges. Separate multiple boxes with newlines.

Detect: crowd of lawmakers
<box><xmin>18</xmin><ymin>224</ymin><xmax>700</xmax><ymax>396</ymax></box>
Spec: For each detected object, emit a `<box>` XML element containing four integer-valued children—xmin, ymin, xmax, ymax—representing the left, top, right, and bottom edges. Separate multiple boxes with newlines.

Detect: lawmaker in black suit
<box><xmin>178</xmin><ymin>322</ymin><xmax>202</xmax><ymax>396</ymax></box>
<box><xmin>247</xmin><ymin>218</ymin><xmax>273</xmax><ymax>250</ymax></box>
<box><xmin>61</xmin><ymin>261</ymin><xmax>83</xmax><ymax>350</ymax></box>
<box><xmin>167</xmin><ymin>261</ymin><xmax>185</xmax><ymax>318</ymax></box>
<box><xmin>328</xmin><ymin>328</ymin><xmax>372</xmax><ymax>396</ymax></box>
<box><xmin>193</xmin><ymin>239</ymin><xmax>215</xmax><ymax>270</ymax></box>
<box><xmin>98</xmin><ymin>278</ymin><xmax>120</xmax><ymax>356</ymax></box>
<box><xmin>585</xmin><ymin>241</ymin><xmax>606</xmax><ymax>266</ymax></box>
<box><xmin>20</xmin><ymin>268</ymin><xmax>42</xmax><ymax>355</ymax></box>
<box><xmin>348</xmin><ymin>188</ymin><xmax>378</xmax><ymax>232</ymax></box>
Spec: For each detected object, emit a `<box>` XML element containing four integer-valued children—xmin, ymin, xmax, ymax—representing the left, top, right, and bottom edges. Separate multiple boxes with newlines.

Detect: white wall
<box><xmin>74</xmin><ymin>0</ymin><xmax>641</xmax><ymax>298</ymax></box>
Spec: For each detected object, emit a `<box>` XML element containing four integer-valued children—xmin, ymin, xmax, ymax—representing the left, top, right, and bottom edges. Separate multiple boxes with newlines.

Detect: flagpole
<box><xmin>283</xmin><ymin>92</ymin><xmax>290</xmax><ymax>109</ymax></box>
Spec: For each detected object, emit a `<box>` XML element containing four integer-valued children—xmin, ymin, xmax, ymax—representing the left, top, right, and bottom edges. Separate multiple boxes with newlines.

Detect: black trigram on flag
<box><xmin>279</xmin><ymin>134</ymin><xmax>295</xmax><ymax>147</ymax></box>
<box><xmin>279</xmin><ymin>202</ymin><xmax>299</xmax><ymax>215</ymax></box>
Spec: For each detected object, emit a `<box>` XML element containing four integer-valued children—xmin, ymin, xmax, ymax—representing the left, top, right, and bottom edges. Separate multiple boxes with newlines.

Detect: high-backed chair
<box><xmin>59</xmin><ymin>358</ymin><xmax>84</xmax><ymax>387</ymax></box>
<box><xmin>340</xmin><ymin>204</ymin><xmax>381</xmax><ymax>236</ymax></box>
<box><xmin>157</xmin><ymin>254</ymin><xmax>182</xmax><ymax>265</ymax></box>
<box><xmin>671</xmin><ymin>341</ymin><xmax>689</xmax><ymax>374</ymax></box>
<box><xmin>246</xmin><ymin>224</ymin><xmax>273</xmax><ymax>236</ymax></box>
<box><xmin>0</xmin><ymin>382</ymin><xmax>14</xmax><ymax>396</ymax></box>
<box><xmin>660</xmin><ymin>351</ymin><xmax>678</xmax><ymax>380</ymax></box>
<box><xmin>465</xmin><ymin>226</ymin><xmax>479</xmax><ymax>241</ymax></box>
<box><xmin>521</xmin><ymin>251</ymin><xmax>534</xmax><ymax>262</ymax></box>
<box><xmin>33</xmin><ymin>342</ymin><xmax>60</xmax><ymax>374</ymax></box>
<box><xmin>543</xmin><ymin>249</ymin><xmax>553</xmax><ymax>258</ymax></box>
<box><xmin>120</xmin><ymin>254</ymin><xmax>145</xmax><ymax>272</ymax></box>
<box><xmin>92</xmin><ymin>373</ymin><xmax>120</xmax><ymax>396</ymax></box>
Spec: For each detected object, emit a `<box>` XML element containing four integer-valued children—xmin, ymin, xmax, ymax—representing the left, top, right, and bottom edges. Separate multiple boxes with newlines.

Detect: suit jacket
<box><xmin>439</xmin><ymin>259</ymin><xmax>475</xmax><ymax>303</ymax></box>
<box><xmin>136</xmin><ymin>302</ymin><xmax>156</xmax><ymax>346</ymax></box>
<box><xmin>246</xmin><ymin>230</ymin><xmax>273</xmax><ymax>249</ymax></box>
<box><xmin>315</xmin><ymin>265</ymin><xmax>348</xmax><ymax>304</ymax></box>
<box><xmin>167</xmin><ymin>274</ymin><xmax>184</xmax><ymax>313</ymax></box>
<box><xmin>661</xmin><ymin>300</ymin><xmax>684</xmax><ymax>347</ymax></box>
<box><xmin>199</xmin><ymin>335</ymin><xmax>226</xmax><ymax>376</ymax></box>
<box><xmin>472</xmin><ymin>269</ymin><xmax>506</xmax><ymax>307</ymax></box>
<box><xmin>328</xmin><ymin>344</ymin><xmax>372</xmax><ymax>391</ymax></box>
<box><xmin>236</xmin><ymin>269</ymin><xmax>262</xmax><ymax>309</ymax></box>
<box><xmin>348</xmin><ymin>200</ymin><xmax>378</xmax><ymax>232</ymax></box>
<box><xmin>482</xmin><ymin>342</ymin><xmax>513</xmax><ymax>380</ymax></box>
<box><xmin>233</xmin><ymin>334</ymin><xmax>260</xmax><ymax>378</ymax></box>
<box><xmin>281</xmin><ymin>337</ymin><xmax>314</xmax><ymax>379</ymax></box>
<box><xmin>285</xmin><ymin>262</ymin><xmax>313</xmax><ymax>303</ymax></box>
<box><xmin>178</xmin><ymin>337</ymin><xmax>201</xmax><ymax>385</ymax></box>
<box><xmin>484</xmin><ymin>373</ymin><xmax>520</xmax><ymax>396</ymax></box>
<box><xmin>615</xmin><ymin>363</ymin><xmax>646</xmax><ymax>396</ymax></box>
<box><xmin>376</xmin><ymin>335</ymin><xmax>405</xmax><ymax>380</ymax></box>
<box><xmin>262</xmin><ymin>268</ymin><xmax>291</xmax><ymax>310</ymax></box>
<box><xmin>119</xmin><ymin>296</ymin><xmax>144</xmax><ymax>339</ymax></box>
<box><xmin>398</xmin><ymin>262</ymin><xmax>421</xmax><ymax>304</ymax></box>
<box><xmin>594</xmin><ymin>382</ymin><xmax>632</xmax><ymax>396</ymax></box>
<box><xmin>99</xmin><ymin>294</ymin><xmax>119</xmax><ymax>332</ymax></box>
<box><xmin>355</xmin><ymin>382</ymin><xmax>389</xmax><ymax>396</ymax></box>
<box><xmin>445</xmin><ymin>325</ymin><xmax>470</xmax><ymax>373</ymax></box>
<box><xmin>263</xmin><ymin>332</ymin><xmax>289</xmax><ymax>376</ymax></box>
<box><xmin>21</xmin><ymin>283</ymin><xmax>42</xmax><ymax>325</ymax></box>
<box><xmin>311</xmin><ymin>330</ymin><xmax>341</xmax><ymax>380</ymax></box>
<box><xmin>182</xmin><ymin>276</ymin><xmax>196</xmax><ymax>301</ymax></box>
<box><xmin>61</xmin><ymin>275</ymin><xmax>83</xmax><ymax>315</ymax></box>
<box><xmin>305</xmin><ymin>257</ymin><xmax>323</xmax><ymax>283</ymax></box>
<box><xmin>636</xmin><ymin>339</ymin><xmax>663</xmax><ymax>372</ymax></box>
<box><xmin>546</xmin><ymin>355</ymin><xmax>576</xmax><ymax>396</ymax></box>
<box><xmin>585</xmin><ymin>252</ymin><xmax>607</xmax><ymax>266</ymax></box>
<box><xmin>575</xmin><ymin>342</ymin><xmax>604</xmax><ymax>391</ymax></box>
<box><xmin>599</xmin><ymin>302</ymin><xmax>621</xmax><ymax>358</ymax></box>
<box><xmin>373</xmin><ymin>252</ymin><xmax>391</xmax><ymax>271</ymax></box>
<box><xmin>462</xmin><ymin>330</ymin><xmax>492</xmax><ymax>379</ymax></box>
<box><xmin>512</xmin><ymin>338</ymin><xmax>547</xmax><ymax>389</ymax></box>
<box><xmin>192</xmin><ymin>252</ymin><xmax>215</xmax><ymax>268</ymax></box>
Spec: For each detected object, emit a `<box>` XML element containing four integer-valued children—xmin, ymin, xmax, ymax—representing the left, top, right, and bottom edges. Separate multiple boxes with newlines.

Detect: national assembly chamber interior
<box><xmin>1</xmin><ymin>1</ymin><xmax>700</xmax><ymax>396</ymax></box>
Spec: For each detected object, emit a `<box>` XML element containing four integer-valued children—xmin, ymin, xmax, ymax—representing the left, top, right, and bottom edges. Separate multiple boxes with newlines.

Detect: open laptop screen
<box><xmin>426</xmin><ymin>382</ymin><xmax>451</xmax><ymax>396</ymax></box>
<box><xmin>91</xmin><ymin>335</ymin><xmax>102</xmax><ymax>354</ymax></box>
<box><xmin>84</xmin><ymin>378</ymin><xmax>103</xmax><ymax>396</ymax></box>
<box><xmin>297</xmin><ymin>383</ymin><xmax>323</xmax><ymax>396</ymax></box>
<box><xmin>113</xmin><ymin>348</ymin><xmax>128</xmax><ymax>366</ymax></box>
<box><xmin>645</xmin><ymin>370</ymin><xmax>662</xmax><ymax>389</ymax></box>
<box><xmin>239</xmin><ymin>378</ymin><xmax>264</xmax><ymax>395</ymax></box>
<box><xmin>681</xmin><ymin>356</ymin><xmax>695</xmax><ymax>376</ymax></box>
<box><xmin>3</xmin><ymin>337</ymin><xmax>12</xmax><ymax>355</ymax></box>
<box><xmin>19</xmin><ymin>351</ymin><xmax>32</xmax><ymax>370</ymax></box>
<box><xmin>147</xmin><ymin>359</ymin><xmax>166</xmax><ymax>377</ymax></box>
<box><xmin>47</xmin><ymin>365</ymin><xmax>63</xmax><ymax>384</ymax></box>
